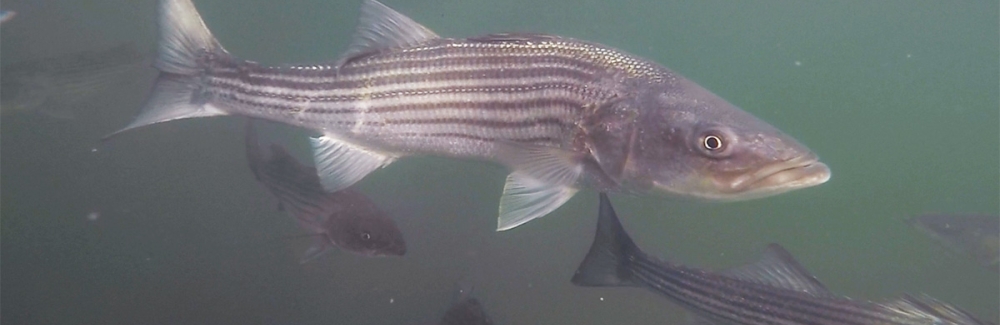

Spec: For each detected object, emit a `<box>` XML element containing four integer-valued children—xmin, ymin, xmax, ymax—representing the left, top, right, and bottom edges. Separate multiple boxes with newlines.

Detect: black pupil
<box><xmin>361</xmin><ymin>232</ymin><xmax>371</xmax><ymax>240</ymax></box>
<box><xmin>705</xmin><ymin>136</ymin><xmax>722</xmax><ymax>150</ymax></box>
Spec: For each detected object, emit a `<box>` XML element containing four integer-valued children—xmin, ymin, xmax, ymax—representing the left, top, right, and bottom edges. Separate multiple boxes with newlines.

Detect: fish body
<box><xmin>245</xmin><ymin>121</ymin><xmax>406</xmax><ymax>260</ymax></box>
<box><xmin>439</xmin><ymin>297</ymin><xmax>493</xmax><ymax>325</ymax></box>
<box><xmin>439</xmin><ymin>298</ymin><xmax>493</xmax><ymax>325</ymax></box>
<box><xmin>1</xmin><ymin>43</ymin><xmax>147</xmax><ymax>119</ymax></box>
<box><xmin>112</xmin><ymin>0</ymin><xmax>830</xmax><ymax>230</ymax></box>
<box><xmin>909</xmin><ymin>213</ymin><xmax>1000</xmax><ymax>272</ymax></box>
<box><xmin>572</xmin><ymin>194</ymin><xmax>994</xmax><ymax>325</ymax></box>
<box><xmin>439</xmin><ymin>285</ymin><xmax>494</xmax><ymax>325</ymax></box>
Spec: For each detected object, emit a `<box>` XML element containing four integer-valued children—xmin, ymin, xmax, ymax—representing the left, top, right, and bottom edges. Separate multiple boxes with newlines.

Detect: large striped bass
<box><xmin>110</xmin><ymin>0</ymin><xmax>831</xmax><ymax>231</ymax></box>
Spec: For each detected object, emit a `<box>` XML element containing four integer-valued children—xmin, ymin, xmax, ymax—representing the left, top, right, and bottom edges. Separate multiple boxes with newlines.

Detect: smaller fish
<box><xmin>246</xmin><ymin>121</ymin><xmax>406</xmax><ymax>261</ymax></box>
<box><xmin>908</xmin><ymin>213</ymin><xmax>999</xmax><ymax>272</ymax></box>
<box><xmin>0</xmin><ymin>10</ymin><xmax>15</xmax><ymax>24</ymax></box>
<box><xmin>1</xmin><ymin>43</ymin><xmax>148</xmax><ymax>119</ymax></box>
<box><xmin>572</xmin><ymin>193</ymin><xmax>994</xmax><ymax>325</ymax></box>
<box><xmin>439</xmin><ymin>285</ymin><xmax>494</xmax><ymax>325</ymax></box>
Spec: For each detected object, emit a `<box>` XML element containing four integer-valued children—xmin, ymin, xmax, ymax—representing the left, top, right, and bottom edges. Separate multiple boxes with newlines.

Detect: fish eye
<box><xmin>694</xmin><ymin>127</ymin><xmax>735</xmax><ymax>158</ymax></box>
<box><xmin>360</xmin><ymin>232</ymin><xmax>371</xmax><ymax>240</ymax></box>
<box><xmin>703</xmin><ymin>135</ymin><xmax>723</xmax><ymax>151</ymax></box>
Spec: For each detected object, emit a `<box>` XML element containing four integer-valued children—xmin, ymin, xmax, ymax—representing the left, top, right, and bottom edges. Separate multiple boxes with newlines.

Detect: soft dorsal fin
<box><xmin>722</xmin><ymin>243</ymin><xmax>833</xmax><ymax>297</ymax></box>
<box><xmin>337</xmin><ymin>0</ymin><xmax>440</xmax><ymax>66</ymax></box>
<box><xmin>883</xmin><ymin>294</ymin><xmax>994</xmax><ymax>325</ymax></box>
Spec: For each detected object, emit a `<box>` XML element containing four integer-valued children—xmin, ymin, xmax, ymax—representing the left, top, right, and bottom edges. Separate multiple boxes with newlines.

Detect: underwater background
<box><xmin>2</xmin><ymin>0</ymin><xmax>997</xmax><ymax>324</ymax></box>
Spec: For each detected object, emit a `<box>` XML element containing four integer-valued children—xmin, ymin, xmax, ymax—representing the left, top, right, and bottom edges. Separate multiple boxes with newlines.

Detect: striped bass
<box><xmin>245</xmin><ymin>121</ymin><xmax>406</xmax><ymax>260</ymax></box>
<box><xmin>110</xmin><ymin>0</ymin><xmax>830</xmax><ymax>230</ymax></box>
<box><xmin>573</xmin><ymin>194</ymin><xmax>995</xmax><ymax>325</ymax></box>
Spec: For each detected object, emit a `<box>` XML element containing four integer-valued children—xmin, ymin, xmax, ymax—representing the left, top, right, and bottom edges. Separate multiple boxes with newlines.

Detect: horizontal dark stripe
<box><xmin>210</xmin><ymin>64</ymin><xmax>600</xmax><ymax>99</ymax></box>
<box><xmin>628</xmin><ymin>257</ymin><xmax>920</xmax><ymax>325</ymax></box>
<box><xmin>392</xmin><ymin>132</ymin><xmax>560</xmax><ymax>144</ymax></box>
<box><xmin>210</xmin><ymin>76</ymin><xmax>595</xmax><ymax>104</ymax></box>
<box><xmin>214</xmin><ymin>91</ymin><xmax>584</xmax><ymax>118</ymax></box>
<box><xmin>382</xmin><ymin>116</ymin><xmax>569</xmax><ymax>129</ymax></box>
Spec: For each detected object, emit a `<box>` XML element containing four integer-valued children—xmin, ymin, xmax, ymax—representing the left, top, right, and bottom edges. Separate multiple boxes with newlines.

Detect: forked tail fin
<box><xmin>104</xmin><ymin>0</ymin><xmax>229</xmax><ymax>139</ymax></box>
<box><xmin>570</xmin><ymin>193</ymin><xmax>643</xmax><ymax>287</ymax></box>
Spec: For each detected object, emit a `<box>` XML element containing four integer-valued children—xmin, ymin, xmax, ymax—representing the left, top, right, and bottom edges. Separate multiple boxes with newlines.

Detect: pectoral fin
<box><xmin>299</xmin><ymin>236</ymin><xmax>331</xmax><ymax>264</ymax></box>
<box><xmin>310</xmin><ymin>134</ymin><xmax>396</xmax><ymax>193</ymax></box>
<box><xmin>497</xmin><ymin>172</ymin><xmax>578</xmax><ymax>231</ymax></box>
<box><xmin>494</xmin><ymin>142</ymin><xmax>584</xmax><ymax>187</ymax></box>
<box><xmin>494</xmin><ymin>143</ymin><xmax>584</xmax><ymax>231</ymax></box>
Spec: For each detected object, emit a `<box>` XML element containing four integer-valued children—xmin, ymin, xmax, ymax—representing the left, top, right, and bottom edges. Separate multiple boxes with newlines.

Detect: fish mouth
<box><xmin>372</xmin><ymin>244</ymin><xmax>407</xmax><ymax>257</ymax></box>
<box><xmin>722</xmin><ymin>155</ymin><xmax>831</xmax><ymax>200</ymax></box>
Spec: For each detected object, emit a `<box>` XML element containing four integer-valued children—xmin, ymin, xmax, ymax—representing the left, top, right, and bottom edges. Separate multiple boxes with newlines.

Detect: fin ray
<box><xmin>105</xmin><ymin>0</ymin><xmax>228</xmax><ymax>138</ymax></box>
<box><xmin>721</xmin><ymin>243</ymin><xmax>832</xmax><ymax>297</ymax></box>
<box><xmin>156</xmin><ymin>0</ymin><xmax>224</xmax><ymax>74</ymax></box>
<box><xmin>337</xmin><ymin>0</ymin><xmax>439</xmax><ymax>66</ymax></box>
<box><xmin>495</xmin><ymin>142</ymin><xmax>583</xmax><ymax>187</ymax></box>
<box><xmin>497</xmin><ymin>172</ymin><xmax>577</xmax><ymax>231</ymax></box>
<box><xmin>310</xmin><ymin>134</ymin><xmax>396</xmax><ymax>193</ymax></box>
<box><xmin>105</xmin><ymin>74</ymin><xmax>226</xmax><ymax>138</ymax></box>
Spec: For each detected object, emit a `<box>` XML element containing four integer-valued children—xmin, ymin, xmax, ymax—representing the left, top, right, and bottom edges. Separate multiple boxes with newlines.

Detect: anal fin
<box><xmin>310</xmin><ymin>134</ymin><xmax>396</xmax><ymax>193</ymax></box>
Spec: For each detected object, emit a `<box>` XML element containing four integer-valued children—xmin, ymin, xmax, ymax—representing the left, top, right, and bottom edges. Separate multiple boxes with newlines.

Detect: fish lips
<box><xmin>364</xmin><ymin>242</ymin><xmax>407</xmax><ymax>257</ymax></box>
<box><xmin>659</xmin><ymin>155</ymin><xmax>831</xmax><ymax>201</ymax></box>
<box><xmin>723</xmin><ymin>155</ymin><xmax>831</xmax><ymax>200</ymax></box>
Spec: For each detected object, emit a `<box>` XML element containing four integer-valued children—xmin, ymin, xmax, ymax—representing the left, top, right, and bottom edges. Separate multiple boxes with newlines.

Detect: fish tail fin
<box><xmin>103</xmin><ymin>0</ymin><xmax>228</xmax><ymax>139</ymax></box>
<box><xmin>570</xmin><ymin>193</ymin><xmax>643</xmax><ymax>287</ymax></box>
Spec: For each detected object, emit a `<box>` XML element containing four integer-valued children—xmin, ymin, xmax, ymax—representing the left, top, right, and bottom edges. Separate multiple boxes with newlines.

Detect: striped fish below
<box><xmin>245</xmin><ymin>121</ymin><xmax>406</xmax><ymax>260</ymax></box>
<box><xmin>572</xmin><ymin>194</ymin><xmax>996</xmax><ymax>325</ymax></box>
<box><xmin>107</xmin><ymin>0</ymin><xmax>831</xmax><ymax>231</ymax></box>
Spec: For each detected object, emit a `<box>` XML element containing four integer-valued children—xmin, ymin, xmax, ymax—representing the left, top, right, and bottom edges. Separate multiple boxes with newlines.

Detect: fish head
<box><xmin>329</xmin><ymin>210</ymin><xmax>407</xmax><ymax>257</ymax></box>
<box><xmin>909</xmin><ymin>214</ymin><xmax>970</xmax><ymax>239</ymax></box>
<box><xmin>595</xmin><ymin>78</ymin><xmax>830</xmax><ymax>200</ymax></box>
<box><xmin>909</xmin><ymin>214</ymin><xmax>1000</xmax><ymax>272</ymax></box>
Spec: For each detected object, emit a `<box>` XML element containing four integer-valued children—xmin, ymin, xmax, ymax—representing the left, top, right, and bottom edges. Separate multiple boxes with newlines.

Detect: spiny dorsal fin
<box><xmin>337</xmin><ymin>0</ymin><xmax>439</xmax><ymax>67</ymax></box>
<box><xmin>721</xmin><ymin>243</ymin><xmax>833</xmax><ymax>297</ymax></box>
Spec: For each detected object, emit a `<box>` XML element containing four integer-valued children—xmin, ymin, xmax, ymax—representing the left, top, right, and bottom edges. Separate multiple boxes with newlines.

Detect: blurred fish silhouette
<box><xmin>1</xmin><ymin>43</ymin><xmax>148</xmax><ymax>119</ymax></box>
<box><xmin>439</xmin><ymin>285</ymin><xmax>494</xmax><ymax>325</ymax></box>
<box><xmin>0</xmin><ymin>10</ymin><xmax>15</xmax><ymax>24</ymax></box>
<box><xmin>908</xmin><ymin>213</ymin><xmax>999</xmax><ymax>272</ymax></box>
<box><xmin>245</xmin><ymin>121</ymin><xmax>406</xmax><ymax>261</ymax></box>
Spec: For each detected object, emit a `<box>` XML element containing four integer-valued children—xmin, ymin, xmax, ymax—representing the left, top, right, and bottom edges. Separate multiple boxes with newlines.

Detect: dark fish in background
<box><xmin>439</xmin><ymin>286</ymin><xmax>494</xmax><ymax>325</ymax></box>
<box><xmin>0</xmin><ymin>10</ymin><xmax>14</xmax><ymax>24</ymax></box>
<box><xmin>1</xmin><ymin>43</ymin><xmax>148</xmax><ymax>119</ymax></box>
<box><xmin>245</xmin><ymin>121</ymin><xmax>406</xmax><ymax>261</ymax></box>
<box><xmin>109</xmin><ymin>0</ymin><xmax>830</xmax><ymax>231</ymax></box>
<box><xmin>908</xmin><ymin>213</ymin><xmax>999</xmax><ymax>272</ymax></box>
<box><xmin>571</xmin><ymin>194</ymin><xmax>994</xmax><ymax>325</ymax></box>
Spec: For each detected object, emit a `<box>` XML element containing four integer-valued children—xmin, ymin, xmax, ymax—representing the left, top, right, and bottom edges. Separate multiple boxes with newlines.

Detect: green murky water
<box><xmin>2</xmin><ymin>0</ymin><xmax>997</xmax><ymax>323</ymax></box>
